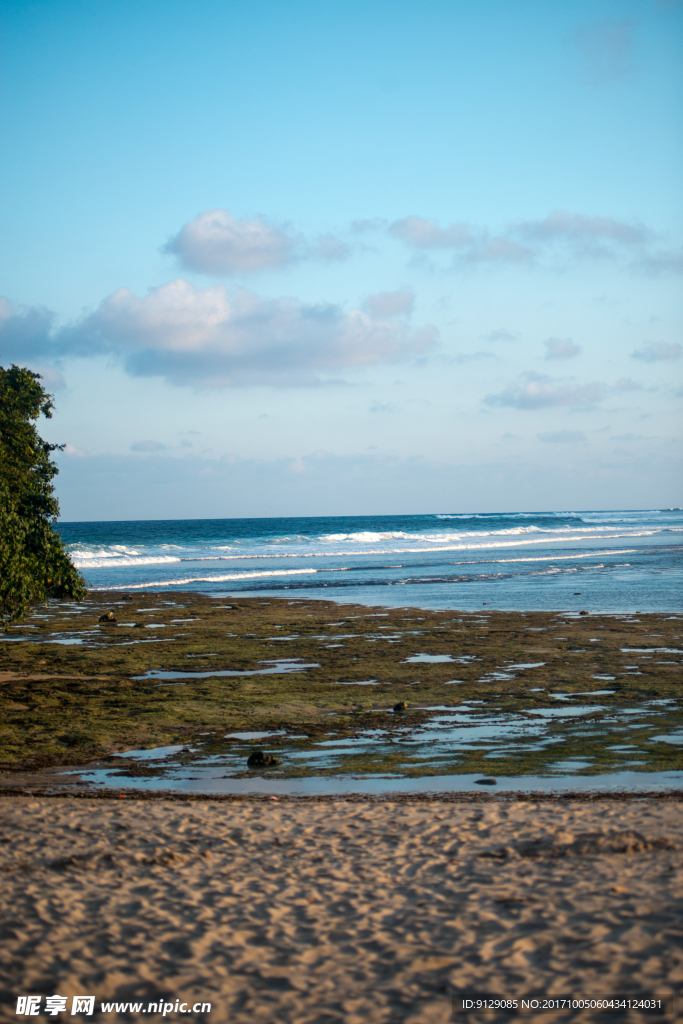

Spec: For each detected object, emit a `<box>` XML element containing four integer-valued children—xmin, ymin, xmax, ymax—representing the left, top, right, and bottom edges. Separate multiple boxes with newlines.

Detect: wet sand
<box><xmin>1</xmin><ymin>795</ymin><xmax>681</xmax><ymax>1023</ymax></box>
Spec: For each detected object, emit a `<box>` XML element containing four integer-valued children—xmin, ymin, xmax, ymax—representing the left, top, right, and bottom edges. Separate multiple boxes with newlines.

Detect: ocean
<box><xmin>56</xmin><ymin>508</ymin><xmax>683</xmax><ymax>612</ymax></box>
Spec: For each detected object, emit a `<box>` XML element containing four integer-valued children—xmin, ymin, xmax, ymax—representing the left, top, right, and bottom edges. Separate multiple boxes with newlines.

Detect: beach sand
<box><xmin>1</xmin><ymin>795</ymin><xmax>681</xmax><ymax>1023</ymax></box>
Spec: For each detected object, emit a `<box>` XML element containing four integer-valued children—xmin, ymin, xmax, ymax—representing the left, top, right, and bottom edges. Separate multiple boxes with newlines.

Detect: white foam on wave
<box><xmin>91</xmin><ymin>568</ymin><xmax>319</xmax><ymax>590</ymax></box>
<box><xmin>72</xmin><ymin>554</ymin><xmax>181</xmax><ymax>568</ymax></box>
<box><xmin>320</xmin><ymin>526</ymin><xmax>553</xmax><ymax>543</ymax></box>
<box><xmin>87</xmin><ymin>550</ymin><xmax>639</xmax><ymax>591</ymax></box>
<box><xmin>460</xmin><ymin>551</ymin><xmax>633</xmax><ymax>565</ymax></box>
<box><xmin>318</xmin><ymin>523</ymin><xmax>675</xmax><ymax>545</ymax></box>
<box><xmin>73</xmin><ymin>528</ymin><xmax>662</xmax><ymax>568</ymax></box>
<box><xmin>67</xmin><ymin>510</ymin><xmax>681</xmax><ymax>573</ymax></box>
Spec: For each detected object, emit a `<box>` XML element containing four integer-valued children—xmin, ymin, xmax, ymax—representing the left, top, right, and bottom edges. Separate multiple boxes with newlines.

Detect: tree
<box><xmin>0</xmin><ymin>365</ymin><xmax>86</xmax><ymax>626</ymax></box>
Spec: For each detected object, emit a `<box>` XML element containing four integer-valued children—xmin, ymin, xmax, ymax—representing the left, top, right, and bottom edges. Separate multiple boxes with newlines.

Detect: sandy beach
<box><xmin>1</xmin><ymin>795</ymin><xmax>681</xmax><ymax>1023</ymax></box>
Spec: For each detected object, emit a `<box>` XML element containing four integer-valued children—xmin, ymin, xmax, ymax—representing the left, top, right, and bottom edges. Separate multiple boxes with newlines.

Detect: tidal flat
<box><xmin>0</xmin><ymin>591</ymin><xmax>682</xmax><ymax>791</ymax></box>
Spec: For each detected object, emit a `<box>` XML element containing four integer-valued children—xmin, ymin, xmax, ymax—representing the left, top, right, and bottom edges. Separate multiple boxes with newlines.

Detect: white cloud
<box><xmin>449</xmin><ymin>351</ymin><xmax>495</xmax><ymax>364</ymax></box>
<box><xmin>164</xmin><ymin>209</ymin><xmax>297</xmax><ymax>274</ymax></box>
<box><xmin>27</xmin><ymin>364</ymin><xmax>66</xmax><ymax>390</ymax></box>
<box><xmin>362</xmin><ymin>287</ymin><xmax>414</xmax><ymax>317</ymax></box>
<box><xmin>485</xmin><ymin>372</ymin><xmax>606</xmax><ymax>410</ymax></box>
<box><xmin>1</xmin><ymin>281</ymin><xmax>437</xmax><ymax>389</ymax></box>
<box><xmin>484</xmin><ymin>328</ymin><xmax>519</xmax><ymax>343</ymax></box>
<box><xmin>130</xmin><ymin>440</ymin><xmax>168</xmax><ymax>452</ymax></box>
<box><xmin>615</xmin><ymin>377</ymin><xmax>644</xmax><ymax>391</ymax></box>
<box><xmin>537</xmin><ymin>430</ymin><xmax>587</xmax><ymax>443</ymax></box>
<box><xmin>514</xmin><ymin>210</ymin><xmax>652</xmax><ymax>255</ymax></box>
<box><xmin>387</xmin><ymin>210</ymin><xmax>673</xmax><ymax>271</ymax></box>
<box><xmin>0</xmin><ymin>299</ymin><xmax>70</xmax><ymax>387</ymax></box>
<box><xmin>389</xmin><ymin>216</ymin><xmax>474</xmax><ymax>249</ymax></box>
<box><xmin>544</xmin><ymin>337</ymin><xmax>582</xmax><ymax>360</ymax></box>
<box><xmin>63</xmin><ymin>443</ymin><xmax>98</xmax><ymax>458</ymax></box>
<box><xmin>0</xmin><ymin>296</ymin><xmax>60</xmax><ymax>360</ymax></box>
<box><xmin>631</xmin><ymin>342</ymin><xmax>681</xmax><ymax>362</ymax></box>
<box><xmin>72</xmin><ymin>279</ymin><xmax>437</xmax><ymax>388</ymax></box>
<box><xmin>164</xmin><ymin>209</ymin><xmax>351</xmax><ymax>275</ymax></box>
<box><xmin>636</xmin><ymin>248</ymin><xmax>683</xmax><ymax>275</ymax></box>
<box><xmin>369</xmin><ymin>399</ymin><xmax>402</xmax><ymax>414</ymax></box>
<box><xmin>313</xmin><ymin>234</ymin><xmax>351</xmax><ymax>262</ymax></box>
<box><xmin>351</xmin><ymin>218</ymin><xmax>388</xmax><ymax>234</ymax></box>
<box><xmin>389</xmin><ymin>216</ymin><xmax>532</xmax><ymax>264</ymax></box>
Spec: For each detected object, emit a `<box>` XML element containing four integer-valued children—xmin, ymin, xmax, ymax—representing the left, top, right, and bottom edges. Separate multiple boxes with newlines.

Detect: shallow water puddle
<box><xmin>651</xmin><ymin>733</ymin><xmax>683</xmax><ymax>745</ymax></box>
<box><xmin>46</xmin><ymin>638</ymin><xmax>97</xmax><ymax>646</ymax></box>
<box><xmin>405</xmin><ymin>653</ymin><xmax>455</xmax><ymax>664</ymax></box>
<box><xmin>525</xmin><ymin>705</ymin><xmax>609</xmax><ymax>717</ymax></box>
<box><xmin>114</xmin><ymin>744</ymin><xmax>187</xmax><ymax>760</ymax></box>
<box><xmin>505</xmin><ymin>661</ymin><xmax>546</xmax><ymax>670</ymax></box>
<box><xmin>76</xmin><ymin>767</ymin><xmax>683</xmax><ymax>795</ymax></box>
<box><xmin>84</xmin><ymin>691</ymin><xmax>683</xmax><ymax>795</ymax></box>
<box><xmin>133</xmin><ymin>658</ymin><xmax>320</xmax><ymax>680</ymax></box>
<box><xmin>225</xmin><ymin>731</ymin><xmax>287</xmax><ymax>740</ymax></box>
<box><xmin>330</xmin><ymin>679</ymin><xmax>382</xmax><ymax>686</ymax></box>
<box><xmin>622</xmin><ymin>647</ymin><xmax>683</xmax><ymax>654</ymax></box>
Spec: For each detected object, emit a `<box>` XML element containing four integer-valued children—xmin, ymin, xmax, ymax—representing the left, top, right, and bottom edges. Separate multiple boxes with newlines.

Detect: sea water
<box><xmin>56</xmin><ymin>508</ymin><xmax>682</xmax><ymax>612</ymax></box>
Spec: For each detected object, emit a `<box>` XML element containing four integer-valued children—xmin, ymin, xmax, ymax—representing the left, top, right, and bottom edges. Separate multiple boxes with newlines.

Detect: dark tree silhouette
<box><xmin>0</xmin><ymin>365</ymin><xmax>86</xmax><ymax>625</ymax></box>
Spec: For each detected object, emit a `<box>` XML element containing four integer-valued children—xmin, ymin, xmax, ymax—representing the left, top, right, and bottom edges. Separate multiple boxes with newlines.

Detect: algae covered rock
<box><xmin>247</xmin><ymin>749</ymin><xmax>280</xmax><ymax>768</ymax></box>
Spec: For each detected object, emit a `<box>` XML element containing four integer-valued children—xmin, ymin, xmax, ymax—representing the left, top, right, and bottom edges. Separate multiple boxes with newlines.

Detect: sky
<box><xmin>0</xmin><ymin>0</ymin><xmax>681</xmax><ymax>520</ymax></box>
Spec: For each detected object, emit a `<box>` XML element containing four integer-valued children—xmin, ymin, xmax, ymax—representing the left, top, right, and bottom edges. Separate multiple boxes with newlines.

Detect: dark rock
<box><xmin>393</xmin><ymin>701</ymin><xmax>407</xmax><ymax>712</ymax></box>
<box><xmin>579</xmin><ymin>610</ymin><xmax>590</xmax><ymax>615</ymax></box>
<box><xmin>122</xmin><ymin>594</ymin><xmax>133</xmax><ymax>601</ymax></box>
<box><xmin>98</xmin><ymin>612</ymin><xmax>116</xmax><ymax>623</ymax></box>
<box><xmin>133</xmin><ymin>622</ymin><xmax>144</xmax><ymax>628</ymax></box>
<box><xmin>247</xmin><ymin>749</ymin><xmax>280</xmax><ymax>768</ymax></box>
<box><xmin>475</xmin><ymin>778</ymin><xmax>497</xmax><ymax>785</ymax></box>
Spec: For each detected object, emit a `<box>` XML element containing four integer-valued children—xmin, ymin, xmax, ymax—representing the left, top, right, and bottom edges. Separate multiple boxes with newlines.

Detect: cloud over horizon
<box><xmin>485</xmin><ymin>372</ymin><xmax>607</xmax><ymax>410</ymax></box>
<box><xmin>361</xmin><ymin>287</ymin><xmax>414</xmax><ymax>318</ymax></box>
<box><xmin>631</xmin><ymin>342</ymin><xmax>681</xmax><ymax>362</ymax></box>
<box><xmin>537</xmin><ymin>429</ymin><xmax>587</xmax><ymax>443</ymax></box>
<box><xmin>544</xmin><ymin>337</ymin><xmax>582</xmax><ymax>360</ymax></box>
<box><xmin>130</xmin><ymin>439</ymin><xmax>168</xmax><ymax>452</ymax></box>
<box><xmin>484</xmin><ymin>328</ymin><xmax>520</xmax><ymax>343</ymax></box>
<box><xmin>0</xmin><ymin>283</ymin><xmax>437</xmax><ymax>389</ymax></box>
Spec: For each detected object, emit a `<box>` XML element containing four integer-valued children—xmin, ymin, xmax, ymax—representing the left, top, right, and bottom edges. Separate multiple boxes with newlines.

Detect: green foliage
<box><xmin>0</xmin><ymin>364</ymin><xmax>86</xmax><ymax>625</ymax></box>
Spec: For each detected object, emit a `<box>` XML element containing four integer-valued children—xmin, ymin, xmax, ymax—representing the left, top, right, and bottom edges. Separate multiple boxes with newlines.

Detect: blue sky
<box><xmin>1</xmin><ymin>0</ymin><xmax>681</xmax><ymax>519</ymax></box>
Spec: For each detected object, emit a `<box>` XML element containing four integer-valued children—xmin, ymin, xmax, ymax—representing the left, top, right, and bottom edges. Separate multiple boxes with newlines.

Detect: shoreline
<box><xmin>2</xmin><ymin>784</ymin><xmax>683</xmax><ymax>802</ymax></box>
